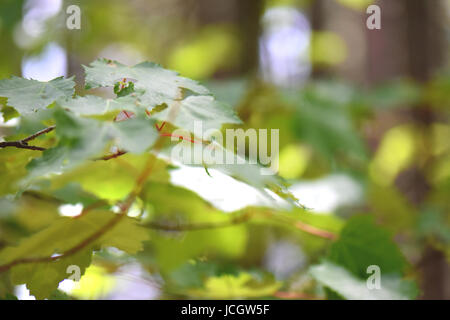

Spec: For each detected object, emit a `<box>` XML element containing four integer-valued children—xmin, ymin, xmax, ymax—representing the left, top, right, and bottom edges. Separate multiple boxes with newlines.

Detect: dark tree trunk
<box><xmin>236</xmin><ymin>0</ymin><xmax>263</xmax><ymax>75</ymax></box>
<box><xmin>367</xmin><ymin>0</ymin><xmax>449</xmax><ymax>299</ymax></box>
<box><xmin>310</xmin><ymin>0</ymin><xmax>327</xmax><ymax>78</ymax></box>
<box><xmin>404</xmin><ymin>0</ymin><xmax>449</xmax><ymax>300</ymax></box>
<box><xmin>196</xmin><ymin>0</ymin><xmax>263</xmax><ymax>77</ymax></box>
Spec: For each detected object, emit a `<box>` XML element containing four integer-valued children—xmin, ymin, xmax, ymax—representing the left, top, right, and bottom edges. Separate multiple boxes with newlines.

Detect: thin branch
<box><xmin>294</xmin><ymin>221</ymin><xmax>337</xmax><ymax>240</ymax></box>
<box><xmin>144</xmin><ymin>210</ymin><xmax>337</xmax><ymax>240</ymax></box>
<box><xmin>22</xmin><ymin>126</ymin><xmax>56</xmax><ymax>142</ymax></box>
<box><xmin>22</xmin><ymin>190</ymin><xmax>64</xmax><ymax>204</ymax></box>
<box><xmin>268</xmin><ymin>211</ymin><xmax>338</xmax><ymax>240</ymax></box>
<box><xmin>0</xmin><ymin>125</ymin><xmax>55</xmax><ymax>151</ymax></box>
<box><xmin>0</xmin><ymin>120</ymin><xmax>204</xmax><ymax>159</ymax></box>
<box><xmin>145</xmin><ymin>212</ymin><xmax>253</xmax><ymax>231</ymax></box>
<box><xmin>0</xmin><ymin>142</ymin><xmax>46</xmax><ymax>151</ymax></box>
<box><xmin>95</xmin><ymin>150</ymin><xmax>127</xmax><ymax>161</ymax></box>
<box><xmin>94</xmin><ymin>131</ymin><xmax>201</xmax><ymax>161</ymax></box>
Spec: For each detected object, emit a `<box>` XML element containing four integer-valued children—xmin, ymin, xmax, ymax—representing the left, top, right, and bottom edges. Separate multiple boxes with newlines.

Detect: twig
<box><xmin>144</xmin><ymin>210</ymin><xmax>337</xmax><ymax>240</ymax></box>
<box><xmin>0</xmin><ymin>125</ymin><xmax>55</xmax><ymax>151</ymax></box>
<box><xmin>294</xmin><ymin>221</ymin><xmax>337</xmax><ymax>240</ymax></box>
<box><xmin>267</xmin><ymin>211</ymin><xmax>338</xmax><ymax>240</ymax></box>
<box><xmin>0</xmin><ymin>121</ymin><xmax>203</xmax><ymax>159</ymax></box>
<box><xmin>22</xmin><ymin>126</ymin><xmax>56</xmax><ymax>142</ymax></box>
<box><xmin>0</xmin><ymin>141</ymin><xmax>46</xmax><ymax>151</ymax></box>
<box><xmin>145</xmin><ymin>212</ymin><xmax>253</xmax><ymax>231</ymax></box>
<box><xmin>95</xmin><ymin>150</ymin><xmax>127</xmax><ymax>161</ymax></box>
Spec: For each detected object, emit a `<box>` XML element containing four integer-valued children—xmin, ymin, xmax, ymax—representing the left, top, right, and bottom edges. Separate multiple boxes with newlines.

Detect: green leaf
<box><xmin>167</xmin><ymin>261</ymin><xmax>235</xmax><ymax>291</ymax></box>
<box><xmin>98</xmin><ymin>213</ymin><xmax>150</xmax><ymax>254</ymax></box>
<box><xmin>283</xmin><ymin>81</ymin><xmax>367</xmax><ymax>161</ymax></box>
<box><xmin>82</xmin><ymin>60</ymin><xmax>241</xmax><ymax>133</ymax></box>
<box><xmin>1</xmin><ymin>105</ymin><xmax>19</xmax><ymax>121</ymax></box>
<box><xmin>0</xmin><ymin>293</ymin><xmax>18</xmax><ymax>300</ymax></box>
<box><xmin>328</xmin><ymin>215</ymin><xmax>408</xmax><ymax>278</ymax></box>
<box><xmin>83</xmin><ymin>59</ymin><xmax>209</xmax><ymax>107</ymax></box>
<box><xmin>367</xmin><ymin>80</ymin><xmax>422</xmax><ymax>109</ymax></box>
<box><xmin>11</xmin><ymin>249</ymin><xmax>92</xmax><ymax>300</ymax></box>
<box><xmin>0</xmin><ymin>211</ymin><xmax>149</xmax><ymax>264</ymax></box>
<box><xmin>11</xmin><ymin>193</ymin><xmax>60</xmax><ymax>231</ymax></box>
<box><xmin>0</xmin><ymin>147</ymin><xmax>42</xmax><ymax>196</ymax></box>
<box><xmin>56</xmin><ymin>95</ymin><xmax>140</xmax><ymax>116</ymax></box>
<box><xmin>141</xmin><ymin>182</ymin><xmax>248</xmax><ymax>271</ymax></box>
<box><xmin>0</xmin><ymin>210</ymin><xmax>149</xmax><ymax>299</ymax></box>
<box><xmin>50</xmin><ymin>153</ymin><xmax>169</xmax><ymax>201</ymax></box>
<box><xmin>111</xmin><ymin>116</ymin><xmax>159</xmax><ymax>154</ymax></box>
<box><xmin>114</xmin><ymin>80</ymin><xmax>135</xmax><ymax>97</ymax></box>
<box><xmin>154</xmin><ymin>95</ymin><xmax>241</xmax><ymax>133</ymax></box>
<box><xmin>187</xmin><ymin>272</ymin><xmax>281</xmax><ymax>299</ymax></box>
<box><xmin>25</xmin><ymin>109</ymin><xmax>112</xmax><ymax>180</ymax></box>
<box><xmin>310</xmin><ymin>261</ymin><xmax>418</xmax><ymax>300</ymax></box>
<box><xmin>25</xmin><ymin>109</ymin><xmax>159</xmax><ymax>180</ymax></box>
<box><xmin>0</xmin><ymin>76</ymin><xmax>75</xmax><ymax>115</ymax></box>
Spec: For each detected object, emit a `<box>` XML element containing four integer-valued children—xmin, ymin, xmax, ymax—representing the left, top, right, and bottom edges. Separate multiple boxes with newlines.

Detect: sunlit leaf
<box><xmin>154</xmin><ymin>95</ymin><xmax>241</xmax><ymax>133</ymax></box>
<box><xmin>83</xmin><ymin>59</ymin><xmax>209</xmax><ymax>107</ymax></box>
<box><xmin>0</xmin><ymin>210</ymin><xmax>149</xmax><ymax>299</ymax></box>
<box><xmin>188</xmin><ymin>272</ymin><xmax>281</xmax><ymax>299</ymax></box>
<box><xmin>310</xmin><ymin>261</ymin><xmax>418</xmax><ymax>300</ymax></box>
<box><xmin>0</xmin><ymin>76</ymin><xmax>75</xmax><ymax>115</ymax></box>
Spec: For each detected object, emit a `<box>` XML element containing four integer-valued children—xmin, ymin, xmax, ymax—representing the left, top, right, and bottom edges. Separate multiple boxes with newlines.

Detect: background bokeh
<box><xmin>0</xmin><ymin>0</ymin><xmax>449</xmax><ymax>300</ymax></box>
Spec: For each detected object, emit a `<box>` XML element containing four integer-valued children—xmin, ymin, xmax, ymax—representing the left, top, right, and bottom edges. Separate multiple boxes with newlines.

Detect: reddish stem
<box><xmin>155</xmin><ymin>121</ymin><xmax>166</xmax><ymax>132</ymax></box>
<box><xmin>159</xmin><ymin>132</ymin><xmax>199</xmax><ymax>144</ymax></box>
